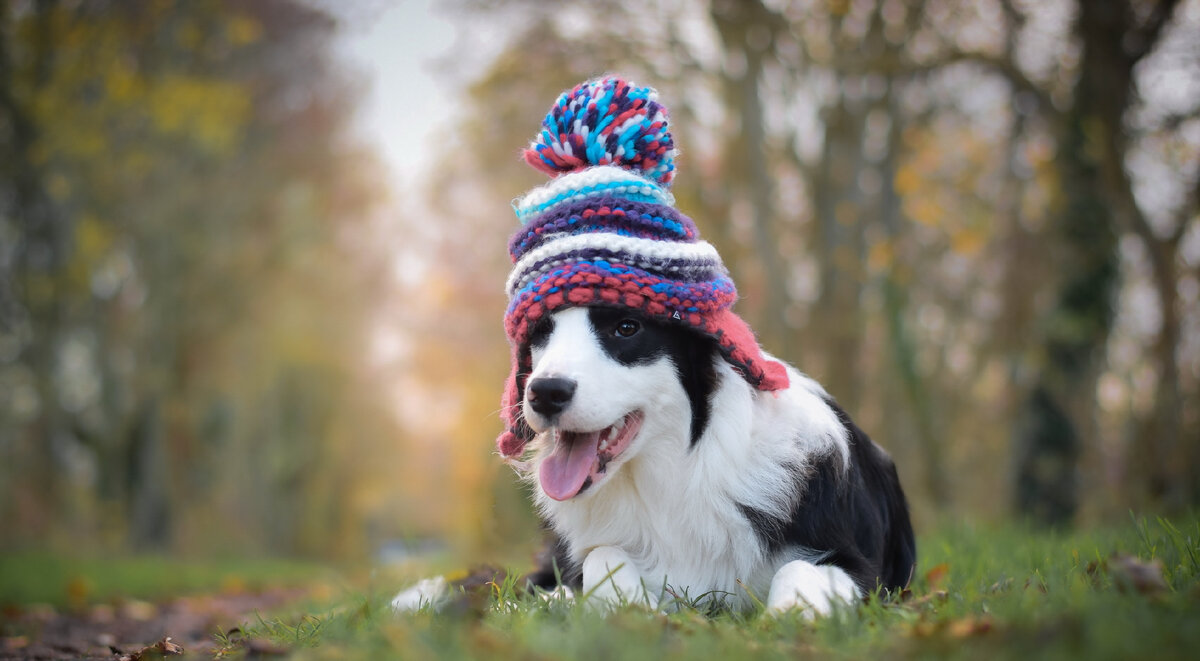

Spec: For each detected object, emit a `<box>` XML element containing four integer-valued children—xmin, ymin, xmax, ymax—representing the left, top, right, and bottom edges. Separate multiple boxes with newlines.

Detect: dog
<box><xmin>393</xmin><ymin>76</ymin><xmax>915</xmax><ymax>616</ymax></box>
<box><xmin>394</xmin><ymin>305</ymin><xmax>915</xmax><ymax>615</ymax></box>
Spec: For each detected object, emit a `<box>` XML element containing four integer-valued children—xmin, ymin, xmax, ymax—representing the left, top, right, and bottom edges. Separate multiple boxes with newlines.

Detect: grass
<box><xmin>247</xmin><ymin>513</ymin><xmax>1199</xmax><ymax>660</ymax></box>
<box><xmin>3</xmin><ymin>514</ymin><xmax>1198</xmax><ymax>659</ymax></box>
<box><xmin>0</xmin><ymin>552</ymin><xmax>328</xmax><ymax>609</ymax></box>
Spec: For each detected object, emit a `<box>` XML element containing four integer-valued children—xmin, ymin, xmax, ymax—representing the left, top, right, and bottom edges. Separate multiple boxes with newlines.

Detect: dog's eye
<box><xmin>614</xmin><ymin>319</ymin><xmax>641</xmax><ymax>338</ymax></box>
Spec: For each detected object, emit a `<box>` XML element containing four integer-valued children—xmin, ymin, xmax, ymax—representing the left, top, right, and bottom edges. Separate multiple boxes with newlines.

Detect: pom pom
<box><xmin>523</xmin><ymin>77</ymin><xmax>678</xmax><ymax>187</ymax></box>
<box><xmin>497</xmin><ymin>429</ymin><xmax>525</xmax><ymax>459</ymax></box>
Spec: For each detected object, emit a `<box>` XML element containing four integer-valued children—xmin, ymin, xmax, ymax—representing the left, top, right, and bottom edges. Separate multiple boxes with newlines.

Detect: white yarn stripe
<box><xmin>514</xmin><ymin>165</ymin><xmax>675</xmax><ymax>221</ymax></box>
<box><xmin>505</xmin><ymin>232</ymin><xmax>725</xmax><ymax>297</ymax></box>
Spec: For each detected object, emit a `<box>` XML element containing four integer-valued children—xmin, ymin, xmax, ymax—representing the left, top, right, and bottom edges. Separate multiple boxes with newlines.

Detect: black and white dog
<box><xmin>395</xmin><ymin>304</ymin><xmax>915</xmax><ymax>615</ymax></box>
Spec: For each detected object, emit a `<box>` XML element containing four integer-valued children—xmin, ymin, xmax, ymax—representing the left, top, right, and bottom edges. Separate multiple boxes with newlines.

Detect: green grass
<box><xmin>0</xmin><ymin>552</ymin><xmax>328</xmax><ymax>609</ymax></box>
<box><xmin>249</xmin><ymin>514</ymin><xmax>1200</xmax><ymax>661</ymax></box>
<box><xmin>3</xmin><ymin>514</ymin><xmax>1198</xmax><ymax>659</ymax></box>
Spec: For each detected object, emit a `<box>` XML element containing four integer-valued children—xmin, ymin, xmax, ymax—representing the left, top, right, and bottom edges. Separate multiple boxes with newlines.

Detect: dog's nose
<box><xmin>527</xmin><ymin>377</ymin><xmax>577</xmax><ymax>418</ymax></box>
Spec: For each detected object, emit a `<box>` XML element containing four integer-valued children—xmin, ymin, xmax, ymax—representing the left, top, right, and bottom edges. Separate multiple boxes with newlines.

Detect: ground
<box><xmin>1</xmin><ymin>515</ymin><xmax>1197</xmax><ymax>660</ymax></box>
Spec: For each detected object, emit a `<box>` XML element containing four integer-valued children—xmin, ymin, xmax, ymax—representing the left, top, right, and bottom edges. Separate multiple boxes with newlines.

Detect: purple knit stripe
<box><xmin>508</xmin><ymin>247</ymin><xmax>725</xmax><ymax>296</ymax></box>
<box><xmin>506</xmin><ymin>260</ymin><xmax>737</xmax><ymax>318</ymax></box>
<box><xmin>509</xmin><ymin>195</ymin><xmax>698</xmax><ymax>259</ymax></box>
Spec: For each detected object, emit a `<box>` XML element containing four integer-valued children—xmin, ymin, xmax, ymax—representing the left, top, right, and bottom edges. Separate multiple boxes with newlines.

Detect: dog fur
<box><xmin>508</xmin><ymin>306</ymin><xmax>916</xmax><ymax>614</ymax></box>
<box><xmin>387</xmin><ymin>304</ymin><xmax>916</xmax><ymax>615</ymax></box>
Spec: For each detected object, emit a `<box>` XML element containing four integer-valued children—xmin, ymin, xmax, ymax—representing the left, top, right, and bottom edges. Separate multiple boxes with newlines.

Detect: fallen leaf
<box><xmin>903</xmin><ymin>589</ymin><xmax>948</xmax><ymax>609</ymax></box>
<box><xmin>220</xmin><ymin>575</ymin><xmax>247</xmax><ymax>595</ymax></box>
<box><xmin>924</xmin><ymin>563</ymin><xmax>949</xmax><ymax>589</ymax></box>
<box><xmin>116</xmin><ymin>636</ymin><xmax>184</xmax><ymax>661</ymax></box>
<box><xmin>909</xmin><ymin>619</ymin><xmax>938</xmax><ymax>637</ymax></box>
<box><xmin>118</xmin><ymin>600</ymin><xmax>158</xmax><ymax>621</ymax></box>
<box><xmin>909</xmin><ymin>615</ymin><xmax>994</xmax><ymax>639</ymax></box>
<box><xmin>1108</xmin><ymin>555</ymin><xmax>1167</xmax><ymax>596</ymax></box>
<box><xmin>1084</xmin><ymin>554</ymin><xmax>1168</xmax><ymax>595</ymax></box>
<box><xmin>947</xmin><ymin>616</ymin><xmax>994</xmax><ymax>638</ymax></box>
<box><xmin>66</xmin><ymin>576</ymin><xmax>91</xmax><ymax>610</ymax></box>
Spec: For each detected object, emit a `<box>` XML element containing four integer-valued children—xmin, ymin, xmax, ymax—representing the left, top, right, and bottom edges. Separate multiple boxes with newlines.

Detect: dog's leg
<box><xmin>582</xmin><ymin>546</ymin><xmax>658</xmax><ymax>610</ymax></box>
<box><xmin>390</xmin><ymin>576</ymin><xmax>449</xmax><ymax>612</ymax></box>
<box><xmin>765</xmin><ymin>560</ymin><xmax>859</xmax><ymax>618</ymax></box>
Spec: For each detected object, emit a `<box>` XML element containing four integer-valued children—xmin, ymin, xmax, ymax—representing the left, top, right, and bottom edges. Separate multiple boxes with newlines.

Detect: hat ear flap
<box><xmin>497</xmin><ymin>346</ymin><xmax>534</xmax><ymax>458</ymax></box>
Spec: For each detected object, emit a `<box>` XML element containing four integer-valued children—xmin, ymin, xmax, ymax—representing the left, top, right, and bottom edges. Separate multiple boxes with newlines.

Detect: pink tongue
<box><xmin>539</xmin><ymin>430</ymin><xmax>602</xmax><ymax>501</ymax></box>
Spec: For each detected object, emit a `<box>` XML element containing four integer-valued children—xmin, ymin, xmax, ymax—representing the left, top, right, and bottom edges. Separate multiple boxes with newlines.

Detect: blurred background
<box><xmin>0</xmin><ymin>0</ymin><xmax>1197</xmax><ymax>565</ymax></box>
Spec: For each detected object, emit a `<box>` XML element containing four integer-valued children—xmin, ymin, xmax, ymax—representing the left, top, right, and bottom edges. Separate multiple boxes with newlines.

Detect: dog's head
<box><xmin>521</xmin><ymin>306</ymin><xmax>719</xmax><ymax>501</ymax></box>
<box><xmin>495</xmin><ymin>77</ymin><xmax>790</xmax><ymax>467</ymax></box>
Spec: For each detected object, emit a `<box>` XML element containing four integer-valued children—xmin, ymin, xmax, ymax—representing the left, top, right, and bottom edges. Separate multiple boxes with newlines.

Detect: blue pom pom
<box><xmin>523</xmin><ymin>77</ymin><xmax>678</xmax><ymax>187</ymax></box>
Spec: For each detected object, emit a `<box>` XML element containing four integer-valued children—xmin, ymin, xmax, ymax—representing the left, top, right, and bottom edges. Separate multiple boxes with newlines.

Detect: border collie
<box><xmin>394</xmin><ymin>305</ymin><xmax>915</xmax><ymax>615</ymax></box>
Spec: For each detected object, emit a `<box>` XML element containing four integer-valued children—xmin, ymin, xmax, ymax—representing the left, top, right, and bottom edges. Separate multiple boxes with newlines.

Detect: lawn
<box><xmin>2</xmin><ymin>514</ymin><xmax>1197</xmax><ymax>660</ymax></box>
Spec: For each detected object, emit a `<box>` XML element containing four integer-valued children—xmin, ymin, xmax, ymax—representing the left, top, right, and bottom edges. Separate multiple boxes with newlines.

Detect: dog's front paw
<box><xmin>582</xmin><ymin>546</ymin><xmax>658</xmax><ymax>610</ymax></box>
<box><xmin>766</xmin><ymin>561</ymin><xmax>859</xmax><ymax>618</ymax></box>
<box><xmin>390</xmin><ymin>576</ymin><xmax>449</xmax><ymax>613</ymax></box>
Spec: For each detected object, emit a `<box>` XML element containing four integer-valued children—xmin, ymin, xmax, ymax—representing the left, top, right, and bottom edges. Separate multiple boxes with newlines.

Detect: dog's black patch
<box><xmin>736</xmin><ymin>462</ymin><xmax>805</xmax><ymax>555</ymax></box>
<box><xmin>523</xmin><ymin>532</ymin><xmax>582</xmax><ymax>590</ymax></box>
<box><xmin>738</xmin><ymin>503</ymin><xmax>789</xmax><ymax>554</ymax></box>
<box><xmin>587</xmin><ymin>307</ymin><xmax>718</xmax><ymax>445</ymax></box>
<box><xmin>528</xmin><ymin>315</ymin><xmax>555</xmax><ymax>349</ymax></box>
<box><xmin>738</xmin><ymin>399</ymin><xmax>916</xmax><ymax>593</ymax></box>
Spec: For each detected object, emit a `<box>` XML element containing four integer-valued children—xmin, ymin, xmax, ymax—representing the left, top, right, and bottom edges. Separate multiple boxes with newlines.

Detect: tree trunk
<box><xmin>710</xmin><ymin>0</ymin><xmax>791</xmax><ymax>358</ymax></box>
<box><xmin>1012</xmin><ymin>0</ymin><xmax>1134</xmax><ymax>526</ymax></box>
<box><xmin>0</xmin><ymin>0</ymin><xmax>68</xmax><ymax>535</ymax></box>
<box><xmin>127</xmin><ymin>396</ymin><xmax>170</xmax><ymax>549</ymax></box>
<box><xmin>878</xmin><ymin>82</ymin><xmax>948</xmax><ymax>509</ymax></box>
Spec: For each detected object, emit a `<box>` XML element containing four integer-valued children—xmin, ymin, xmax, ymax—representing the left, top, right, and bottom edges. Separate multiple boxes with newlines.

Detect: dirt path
<box><xmin>1</xmin><ymin>588</ymin><xmax>306</xmax><ymax>660</ymax></box>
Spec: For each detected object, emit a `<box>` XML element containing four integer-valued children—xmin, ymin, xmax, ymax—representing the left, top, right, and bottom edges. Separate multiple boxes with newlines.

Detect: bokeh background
<box><xmin>1</xmin><ymin>0</ymin><xmax>1198</xmax><ymax>565</ymax></box>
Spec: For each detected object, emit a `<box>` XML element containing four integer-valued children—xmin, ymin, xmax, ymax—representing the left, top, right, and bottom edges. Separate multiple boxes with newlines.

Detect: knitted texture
<box><xmin>499</xmin><ymin>77</ymin><xmax>788</xmax><ymax>459</ymax></box>
<box><xmin>523</xmin><ymin>78</ymin><xmax>677</xmax><ymax>186</ymax></box>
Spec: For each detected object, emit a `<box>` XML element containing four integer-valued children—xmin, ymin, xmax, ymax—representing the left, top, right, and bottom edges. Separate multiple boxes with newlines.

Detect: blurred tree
<box><xmin>0</xmin><ymin>0</ymin><xmax>70</xmax><ymax>537</ymax></box>
<box><xmin>1</xmin><ymin>0</ymin><xmax>397</xmax><ymax>557</ymax></box>
<box><xmin>1012</xmin><ymin>0</ymin><xmax>1185</xmax><ymax>526</ymax></box>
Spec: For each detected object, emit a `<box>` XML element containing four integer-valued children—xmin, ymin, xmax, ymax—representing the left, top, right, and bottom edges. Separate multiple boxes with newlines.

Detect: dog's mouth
<box><xmin>538</xmin><ymin>411</ymin><xmax>644</xmax><ymax>501</ymax></box>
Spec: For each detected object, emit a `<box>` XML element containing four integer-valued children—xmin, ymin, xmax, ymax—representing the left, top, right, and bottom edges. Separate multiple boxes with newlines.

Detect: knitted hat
<box><xmin>497</xmin><ymin>77</ymin><xmax>789</xmax><ymax>459</ymax></box>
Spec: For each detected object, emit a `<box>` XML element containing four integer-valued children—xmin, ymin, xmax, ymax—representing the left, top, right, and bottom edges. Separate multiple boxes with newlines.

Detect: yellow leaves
<box><xmin>905</xmin><ymin>197</ymin><xmax>943</xmax><ymax>227</ymax></box>
<box><xmin>949</xmin><ymin>228</ymin><xmax>986</xmax><ymax>256</ymax></box>
<box><xmin>894</xmin><ymin>124</ymin><xmax>1003</xmax><ymax>257</ymax></box>
<box><xmin>18</xmin><ymin>6</ymin><xmax>257</xmax><ymax>176</ymax></box>
<box><xmin>75</xmin><ymin>213</ymin><xmax>113</xmax><ymax>260</ymax></box>
<box><xmin>63</xmin><ymin>213</ymin><xmax>114</xmax><ymax>292</ymax></box>
<box><xmin>227</xmin><ymin>17</ymin><xmax>263</xmax><ymax>47</ymax></box>
<box><xmin>893</xmin><ymin>164</ymin><xmax>921</xmax><ymax>196</ymax></box>
<box><xmin>868</xmin><ymin>240</ymin><xmax>894</xmax><ymax>272</ymax></box>
<box><xmin>147</xmin><ymin>75</ymin><xmax>251</xmax><ymax>153</ymax></box>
